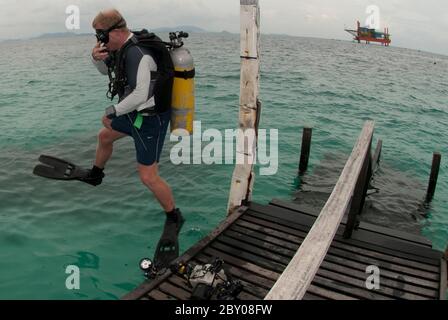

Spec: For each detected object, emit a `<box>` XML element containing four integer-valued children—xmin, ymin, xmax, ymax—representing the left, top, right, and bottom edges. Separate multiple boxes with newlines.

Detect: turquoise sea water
<box><xmin>0</xmin><ymin>33</ymin><xmax>446</xmax><ymax>299</ymax></box>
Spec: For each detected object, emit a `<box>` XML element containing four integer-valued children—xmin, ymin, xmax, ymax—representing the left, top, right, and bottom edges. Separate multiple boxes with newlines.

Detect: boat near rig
<box><xmin>345</xmin><ymin>21</ymin><xmax>391</xmax><ymax>46</ymax></box>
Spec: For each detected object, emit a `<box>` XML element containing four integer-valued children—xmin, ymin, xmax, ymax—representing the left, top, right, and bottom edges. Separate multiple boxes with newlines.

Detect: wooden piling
<box><xmin>343</xmin><ymin>141</ymin><xmax>372</xmax><ymax>239</ymax></box>
<box><xmin>299</xmin><ymin>128</ymin><xmax>312</xmax><ymax>175</ymax></box>
<box><xmin>372</xmin><ymin>139</ymin><xmax>382</xmax><ymax>173</ymax></box>
<box><xmin>227</xmin><ymin>0</ymin><xmax>261</xmax><ymax>215</ymax></box>
<box><xmin>426</xmin><ymin>152</ymin><xmax>441</xmax><ymax>203</ymax></box>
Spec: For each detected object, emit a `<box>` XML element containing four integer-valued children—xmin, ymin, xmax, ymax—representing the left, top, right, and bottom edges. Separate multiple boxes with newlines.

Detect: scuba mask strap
<box><xmin>96</xmin><ymin>18</ymin><xmax>126</xmax><ymax>44</ymax></box>
<box><xmin>106</xmin><ymin>18</ymin><xmax>126</xmax><ymax>33</ymax></box>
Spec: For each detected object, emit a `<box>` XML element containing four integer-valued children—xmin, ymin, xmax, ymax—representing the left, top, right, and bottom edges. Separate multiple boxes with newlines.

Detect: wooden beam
<box><xmin>343</xmin><ymin>144</ymin><xmax>372</xmax><ymax>239</ymax></box>
<box><xmin>227</xmin><ymin>0</ymin><xmax>261</xmax><ymax>215</ymax></box>
<box><xmin>440</xmin><ymin>257</ymin><xmax>447</xmax><ymax>300</ymax></box>
<box><xmin>265</xmin><ymin>121</ymin><xmax>375</xmax><ymax>300</ymax></box>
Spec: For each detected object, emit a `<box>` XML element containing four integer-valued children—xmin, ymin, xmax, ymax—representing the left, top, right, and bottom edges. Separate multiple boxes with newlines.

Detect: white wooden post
<box><xmin>227</xmin><ymin>0</ymin><xmax>261</xmax><ymax>215</ymax></box>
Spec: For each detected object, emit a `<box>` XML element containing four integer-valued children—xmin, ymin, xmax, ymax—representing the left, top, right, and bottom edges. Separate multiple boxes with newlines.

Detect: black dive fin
<box><xmin>33</xmin><ymin>155</ymin><xmax>89</xmax><ymax>180</ymax></box>
<box><xmin>154</xmin><ymin>238</ymin><xmax>179</xmax><ymax>270</ymax></box>
<box><xmin>153</xmin><ymin>223</ymin><xmax>179</xmax><ymax>269</ymax></box>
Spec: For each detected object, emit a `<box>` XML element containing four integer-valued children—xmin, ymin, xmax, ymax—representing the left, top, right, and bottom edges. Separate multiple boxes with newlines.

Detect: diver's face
<box><xmin>94</xmin><ymin>23</ymin><xmax>122</xmax><ymax>51</ymax></box>
<box><xmin>106</xmin><ymin>29</ymin><xmax>122</xmax><ymax>51</ymax></box>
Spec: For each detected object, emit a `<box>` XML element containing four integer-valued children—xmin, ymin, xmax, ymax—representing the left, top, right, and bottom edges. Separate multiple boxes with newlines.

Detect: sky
<box><xmin>0</xmin><ymin>0</ymin><xmax>447</xmax><ymax>55</ymax></box>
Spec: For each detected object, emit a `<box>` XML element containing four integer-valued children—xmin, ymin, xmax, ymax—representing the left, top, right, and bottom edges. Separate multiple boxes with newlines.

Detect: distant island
<box><xmin>151</xmin><ymin>26</ymin><xmax>207</xmax><ymax>33</ymax></box>
<box><xmin>0</xmin><ymin>26</ymin><xmax>210</xmax><ymax>42</ymax></box>
<box><xmin>33</xmin><ymin>32</ymin><xmax>91</xmax><ymax>39</ymax></box>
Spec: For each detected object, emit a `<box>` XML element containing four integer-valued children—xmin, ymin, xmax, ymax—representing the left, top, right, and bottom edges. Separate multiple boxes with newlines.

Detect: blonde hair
<box><xmin>92</xmin><ymin>9</ymin><xmax>128</xmax><ymax>30</ymax></box>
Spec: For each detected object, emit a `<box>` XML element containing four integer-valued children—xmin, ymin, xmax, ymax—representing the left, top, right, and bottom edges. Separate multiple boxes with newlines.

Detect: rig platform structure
<box><xmin>345</xmin><ymin>21</ymin><xmax>391</xmax><ymax>46</ymax></box>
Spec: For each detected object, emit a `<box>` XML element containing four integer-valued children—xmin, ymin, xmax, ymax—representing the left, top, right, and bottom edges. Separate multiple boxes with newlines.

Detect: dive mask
<box><xmin>95</xmin><ymin>18</ymin><xmax>125</xmax><ymax>44</ymax></box>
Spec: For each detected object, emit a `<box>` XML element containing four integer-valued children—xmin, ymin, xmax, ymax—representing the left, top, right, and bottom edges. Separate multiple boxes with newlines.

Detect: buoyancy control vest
<box><xmin>107</xmin><ymin>30</ymin><xmax>175</xmax><ymax>114</ymax></box>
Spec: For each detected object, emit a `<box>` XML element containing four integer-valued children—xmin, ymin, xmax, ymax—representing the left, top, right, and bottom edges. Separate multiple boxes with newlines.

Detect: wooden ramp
<box><xmin>123</xmin><ymin>201</ymin><xmax>446</xmax><ymax>300</ymax></box>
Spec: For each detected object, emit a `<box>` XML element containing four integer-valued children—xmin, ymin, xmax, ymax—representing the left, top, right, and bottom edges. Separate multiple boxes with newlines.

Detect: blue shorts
<box><xmin>111</xmin><ymin>110</ymin><xmax>171</xmax><ymax>166</ymax></box>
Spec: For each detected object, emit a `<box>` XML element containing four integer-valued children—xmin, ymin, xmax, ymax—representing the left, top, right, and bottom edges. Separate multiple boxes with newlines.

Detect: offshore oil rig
<box><xmin>345</xmin><ymin>21</ymin><xmax>391</xmax><ymax>46</ymax></box>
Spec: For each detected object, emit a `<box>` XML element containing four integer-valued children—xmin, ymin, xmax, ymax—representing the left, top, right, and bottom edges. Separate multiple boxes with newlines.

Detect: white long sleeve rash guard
<box><xmin>92</xmin><ymin>34</ymin><xmax>158</xmax><ymax>116</ymax></box>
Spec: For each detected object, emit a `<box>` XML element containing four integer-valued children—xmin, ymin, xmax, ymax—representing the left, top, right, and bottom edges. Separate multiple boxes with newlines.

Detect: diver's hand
<box><xmin>92</xmin><ymin>42</ymin><xmax>109</xmax><ymax>61</ymax></box>
<box><xmin>102</xmin><ymin>115</ymin><xmax>113</xmax><ymax>130</ymax></box>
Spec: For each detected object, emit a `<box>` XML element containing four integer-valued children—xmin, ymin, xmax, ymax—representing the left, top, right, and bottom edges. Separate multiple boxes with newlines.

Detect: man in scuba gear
<box><xmin>90</xmin><ymin>9</ymin><xmax>184</xmax><ymax>266</ymax></box>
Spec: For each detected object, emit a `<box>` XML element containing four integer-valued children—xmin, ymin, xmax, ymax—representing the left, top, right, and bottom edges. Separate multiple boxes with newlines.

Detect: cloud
<box><xmin>0</xmin><ymin>0</ymin><xmax>447</xmax><ymax>54</ymax></box>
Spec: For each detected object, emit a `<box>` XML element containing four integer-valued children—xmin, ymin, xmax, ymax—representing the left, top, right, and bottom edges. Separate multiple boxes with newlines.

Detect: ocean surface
<box><xmin>0</xmin><ymin>32</ymin><xmax>446</xmax><ymax>299</ymax></box>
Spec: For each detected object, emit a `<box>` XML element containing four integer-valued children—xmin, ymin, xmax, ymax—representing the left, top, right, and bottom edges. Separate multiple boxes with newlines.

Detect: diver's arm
<box><xmin>91</xmin><ymin>42</ymin><xmax>110</xmax><ymax>75</ymax></box>
<box><xmin>92</xmin><ymin>58</ymin><xmax>109</xmax><ymax>75</ymax></box>
<box><xmin>113</xmin><ymin>55</ymin><xmax>153</xmax><ymax>116</ymax></box>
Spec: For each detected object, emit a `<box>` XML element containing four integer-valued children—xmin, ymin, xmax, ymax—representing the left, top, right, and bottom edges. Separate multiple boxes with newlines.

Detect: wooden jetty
<box><xmin>123</xmin><ymin>121</ymin><xmax>446</xmax><ymax>300</ymax></box>
<box><xmin>123</xmin><ymin>0</ymin><xmax>446</xmax><ymax>300</ymax></box>
<box><xmin>123</xmin><ymin>201</ymin><xmax>446</xmax><ymax>300</ymax></box>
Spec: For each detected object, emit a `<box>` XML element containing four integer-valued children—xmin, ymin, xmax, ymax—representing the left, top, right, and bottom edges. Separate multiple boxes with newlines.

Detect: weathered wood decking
<box><xmin>123</xmin><ymin>200</ymin><xmax>446</xmax><ymax>300</ymax></box>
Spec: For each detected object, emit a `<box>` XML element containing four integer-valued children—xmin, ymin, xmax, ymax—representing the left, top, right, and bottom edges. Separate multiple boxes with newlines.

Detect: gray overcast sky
<box><xmin>1</xmin><ymin>0</ymin><xmax>447</xmax><ymax>55</ymax></box>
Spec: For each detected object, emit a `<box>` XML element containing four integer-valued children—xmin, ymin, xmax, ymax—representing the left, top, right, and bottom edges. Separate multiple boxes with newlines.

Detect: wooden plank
<box><xmin>269</xmin><ymin>199</ymin><xmax>432</xmax><ymax>247</ymax></box>
<box><xmin>212</xmin><ymin>236</ymin><xmax>409</xmax><ymax>299</ymax></box>
<box><xmin>146</xmin><ymin>289</ymin><xmax>176</xmax><ymax>300</ymax></box>
<box><xmin>268</xmin><ymin>199</ymin><xmax>433</xmax><ymax>248</ymax></box>
<box><xmin>247</xmin><ymin>206</ymin><xmax>441</xmax><ymax>261</ymax></box>
<box><xmin>234</xmin><ymin>219</ymin><xmax>439</xmax><ymax>274</ymax></box>
<box><xmin>312</xmin><ymin>274</ymin><xmax>392</xmax><ymax>300</ymax></box>
<box><xmin>243</xmin><ymin>211</ymin><xmax>436</xmax><ymax>267</ymax></box>
<box><xmin>302</xmin><ymin>293</ymin><xmax>326</xmax><ymax>300</ymax></box>
<box><xmin>322</xmin><ymin>253</ymin><xmax>439</xmax><ymax>290</ymax></box>
<box><xmin>319</xmin><ymin>259</ymin><xmax>437</xmax><ymax>298</ymax></box>
<box><xmin>205</xmin><ymin>246</ymin><xmax>356</xmax><ymax>300</ymax></box>
<box><xmin>227</xmin><ymin>0</ymin><xmax>261</xmax><ymax>214</ymax></box>
<box><xmin>317</xmin><ymin>268</ymin><xmax>430</xmax><ymax>300</ymax></box>
<box><xmin>237</xmin><ymin>290</ymin><xmax>260</xmax><ymax>300</ymax></box>
<box><xmin>217</xmin><ymin>235</ymin><xmax>291</xmax><ymax>264</ymax></box>
<box><xmin>220</xmin><ymin>228</ymin><xmax>438</xmax><ymax>298</ymax></box>
<box><xmin>226</xmin><ymin>229</ymin><xmax>295</xmax><ymax>257</ymax></box>
<box><xmin>121</xmin><ymin>206</ymin><xmax>248</xmax><ymax>300</ymax></box>
<box><xmin>167</xmin><ymin>275</ymin><xmax>190</xmax><ymax>290</ymax></box>
<box><xmin>243</xmin><ymin>211</ymin><xmax>441</xmax><ymax>266</ymax></box>
<box><xmin>306</xmin><ymin>284</ymin><xmax>357</xmax><ymax>300</ymax></box>
<box><xmin>225</xmin><ymin>224</ymin><xmax>438</xmax><ymax>297</ymax></box>
<box><xmin>272</xmin><ymin>199</ymin><xmax>433</xmax><ymax>248</ymax></box>
<box><xmin>231</xmin><ymin>223</ymin><xmax>300</xmax><ymax>251</ymax></box>
<box><xmin>158</xmin><ymin>282</ymin><xmax>191</xmax><ymax>300</ymax></box>
<box><xmin>441</xmin><ymin>258</ymin><xmax>447</xmax><ymax>300</ymax></box>
<box><xmin>204</xmin><ymin>247</ymin><xmax>279</xmax><ymax>281</ymax></box>
<box><xmin>327</xmin><ymin>246</ymin><xmax>440</xmax><ymax>281</ymax></box>
<box><xmin>211</xmin><ymin>241</ymin><xmax>286</xmax><ymax>272</ymax></box>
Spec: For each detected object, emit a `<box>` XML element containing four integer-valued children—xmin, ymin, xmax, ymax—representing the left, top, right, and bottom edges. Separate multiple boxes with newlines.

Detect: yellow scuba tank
<box><xmin>169</xmin><ymin>32</ymin><xmax>195</xmax><ymax>135</ymax></box>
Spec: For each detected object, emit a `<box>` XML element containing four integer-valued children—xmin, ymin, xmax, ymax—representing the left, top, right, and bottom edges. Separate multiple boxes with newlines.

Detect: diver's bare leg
<box><xmin>95</xmin><ymin>128</ymin><xmax>127</xmax><ymax>168</ymax></box>
<box><xmin>138</xmin><ymin>163</ymin><xmax>175</xmax><ymax>212</ymax></box>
